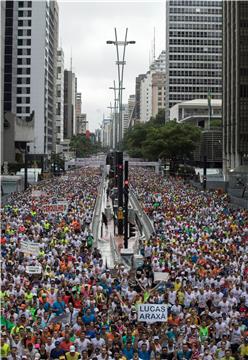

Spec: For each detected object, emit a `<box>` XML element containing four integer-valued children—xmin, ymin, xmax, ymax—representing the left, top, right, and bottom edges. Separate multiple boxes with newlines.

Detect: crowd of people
<box><xmin>130</xmin><ymin>168</ymin><xmax>248</xmax><ymax>360</ymax></box>
<box><xmin>1</xmin><ymin>165</ymin><xmax>248</xmax><ymax>360</ymax></box>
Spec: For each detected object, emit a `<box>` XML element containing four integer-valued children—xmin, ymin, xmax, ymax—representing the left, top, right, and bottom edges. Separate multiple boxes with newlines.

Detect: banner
<box><xmin>20</xmin><ymin>241</ymin><xmax>40</xmax><ymax>256</ymax></box>
<box><xmin>137</xmin><ymin>304</ymin><xmax>167</xmax><ymax>322</ymax></box>
<box><xmin>26</xmin><ymin>265</ymin><xmax>42</xmax><ymax>274</ymax></box>
<box><xmin>41</xmin><ymin>201</ymin><xmax>68</xmax><ymax>214</ymax></box>
<box><xmin>31</xmin><ymin>190</ymin><xmax>45</xmax><ymax>198</ymax></box>
<box><xmin>154</xmin><ymin>272</ymin><xmax>169</xmax><ymax>283</ymax></box>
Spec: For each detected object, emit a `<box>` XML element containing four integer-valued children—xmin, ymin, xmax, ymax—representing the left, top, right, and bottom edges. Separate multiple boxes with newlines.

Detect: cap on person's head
<box><xmin>70</xmin><ymin>345</ymin><xmax>76</xmax><ymax>352</ymax></box>
<box><xmin>154</xmin><ymin>336</ymin><xmax>159</xmax><ymax>340</ymax></box>
<box><xmin>55</xmin><ymin>340</ymin><xmax>60</xmax><ymax>346</ymax></box>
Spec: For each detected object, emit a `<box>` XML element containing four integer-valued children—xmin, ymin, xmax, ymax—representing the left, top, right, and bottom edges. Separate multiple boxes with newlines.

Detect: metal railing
<box><xmin>129</xmin><ymin>188</ymin><xmax>154</xmax><ymax>240</ymax></box>
<box><xmin>91</xmin><ymin>175</ymin><xmax>105</xmax><ymax>247</ymax></box>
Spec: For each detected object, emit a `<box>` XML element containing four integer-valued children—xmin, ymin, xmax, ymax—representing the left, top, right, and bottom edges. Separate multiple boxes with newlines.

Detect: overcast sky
<box><xmin>58</xmin><ymin>1</ymin><xmax>165</xmax><ymax>131</ymax></box>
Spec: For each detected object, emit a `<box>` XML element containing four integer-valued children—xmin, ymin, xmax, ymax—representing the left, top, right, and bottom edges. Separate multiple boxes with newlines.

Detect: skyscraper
<box><xmin>3</xmin><ymin>0</ymin><xmax>59</xmax><ymax>159</ymax></box>
<box><xmin>223</xmin><ymin>1</ymin><xmax>248</xmax><ymax>174</ymax></box>
<box><xmin>1</xmin><ymin>1</ymin><xmax>5</xmax><ymax>165</ymax></box>
<box><xmin>63</xmin><ymin>70</ymin><xmax>76</xmax><ymax>140</ymax></box>
<box><xmin>166</xmin><ymin>0</ymin><xmax>222</xmax><ymax>118</ymax></box>
<box><xmin>55</xmin><ymin>48</ymin><xmax>64</xmax><ymax>150</ymax></box>
<box><xmin>139</xmin><ymin>51</ymin><xmax>166</xmax><ymax>123</ymax></box>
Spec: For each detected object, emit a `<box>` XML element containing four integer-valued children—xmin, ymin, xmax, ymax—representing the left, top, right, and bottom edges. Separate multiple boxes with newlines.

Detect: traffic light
<box><xmin>129</xmin><ymin>222</ymin><xmax>136</xmax><ymax>238</ymax></box>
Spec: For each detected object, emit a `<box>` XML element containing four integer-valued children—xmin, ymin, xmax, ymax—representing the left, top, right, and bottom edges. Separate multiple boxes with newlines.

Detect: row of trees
<box><xmin>122</xmin><ymin>109</ymin><xmax>201</xmax><ymax>172</ymax></box>
<box><xmin>70</xmin><ymin>134</ymin><xmax>104</xmax><ymax>158</ymax></box>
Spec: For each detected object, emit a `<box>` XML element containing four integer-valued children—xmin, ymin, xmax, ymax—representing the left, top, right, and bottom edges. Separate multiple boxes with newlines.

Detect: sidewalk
<box><xmin>97</xmin><ymin>180</ymin><xmax>116</xmax><ymax>268</ymax></box>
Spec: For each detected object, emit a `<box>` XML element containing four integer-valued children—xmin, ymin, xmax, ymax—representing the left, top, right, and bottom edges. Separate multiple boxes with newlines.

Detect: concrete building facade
<box><xmin>170</xmin><ymin>99</ymin><xmax>222</xmax><ymax>126</ymax></box>
<box><xmin>1</xmin><ymin>0</ymin><xmax>5</xmax><ymax>165</ymax></box>
<box><xmin>55</xmin><ymin>48</ymin><xmax>64</xmax><ymax>148</ymax></box>
<box><xmin>139</xmin><ymin>51</ymin><xmax>166</xmax><ymax>123</ymax></box>
<box><xmin>223</xmin><ymin>1</ymin><xmax>248</xmax><ymax>175</ymax></box>
<box><xmin>63</xmin><ymin>69</ymin><xmax>76</xmax><ymax>140</ymax></box>
<box><xmin>3</xmin><ymin>0</ymin><xmax>59</xmax><ymax>160</ymax></box>
<box><xmin>166</xmin><ymin>0</ymin><xmax>222</xmax><ymax>118</ymax></box>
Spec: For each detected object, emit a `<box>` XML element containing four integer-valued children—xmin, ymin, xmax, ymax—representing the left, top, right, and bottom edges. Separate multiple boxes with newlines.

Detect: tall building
<box><xmin>101</xmin><ymin>118</ymin><xmax>112</xmax><ymax>148</ymax></box>
<box><xmin>122</xmin><ymin>104</ymin><xmax>129</xmax><ymax>137</ymax></box>
<box><xmin>139</xmin><ymin>51</ymin><xmax>166</xmax><ymax>123</ymax></box>
<box><xmin>151</xmin><ymin>72</ymin><xmax>166</xmax><ymax>118</ymax></box>
<box><xmin>166</xmin><ymin>0</ymin><xmax>222</xmax><ymax>118</ymax></box>
<box><xmin>127</xmin><ymin>94</ymin><xmax>135</xmax><ymax>127</ymax></box>
<box><xmin>55</xmin><ymin>48</ymin><xmax>64</xmax><ymax>149</ymax></box>
<box><xmin>223</xmin><ymin>1</ymin><xmax>248</xmax><ymax>174</ymax></box>
<box><xmin>75</xmin><ymin>92</ymin><xmax>82</xmax><ymax>119</ymax></box>
<box><xmin>63</xmin><ymin>69</ymin><xmax>76</xmax><ymax>139</ymax></box>
<box><xmin>3</xmin><ymin>0</ymin><xmax>59</xmax><ymax>160</ymax></box>
<box><xmin>134</xmin><ymin>74</ymin><xmax>146</xmax><ymax>122</ymax></box>
<box><xmin>1</xmin><ymin>0</ymin><xmax>5</xmax><ymax>165</ymax></box>
<box><xmin>140</xmin><ymin>72</ymin><xmax>152</xmax><ymax>123</ymax></box>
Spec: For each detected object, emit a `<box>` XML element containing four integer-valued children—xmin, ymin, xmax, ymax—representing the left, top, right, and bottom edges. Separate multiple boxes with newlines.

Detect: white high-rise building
<box><xmin>139</xmin><ymin>51</ymin><xmax>166</xmax><ymax>123</ymax></box>
<box><xmin>140</xmin><ymin>72</ymin><xmax>153</xmax><ymax>123</ymax></box>
<box><xmin>55</xmin><ymin>48</ymin><xmax>64</xmax><ymax>149</ymax></box>
<box><xmin>127</xmin><ymin>95</ymin><xmax>135</xmax><ymax>128</ymax></box>
<box><xmin>3</xmin><ymin>0</ymin><xmax>59</xmax><ymax>157</ymax></box>
<box><xmin>122</xmin><ymin>104</ymin><xmax>129</xmax><ymax>137</ymax></box>
<box><xmin>166</xmin><ymin>0</ymin><xmax>222</xmax><ymax>118</ymax></box>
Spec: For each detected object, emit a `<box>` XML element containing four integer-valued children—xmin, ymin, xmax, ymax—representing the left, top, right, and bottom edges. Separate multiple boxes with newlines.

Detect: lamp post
<box><xmin>106</xmin><ymin>28</ymin><xmax>135</xmax><ymax>149</ymax></box>
<box><xmin>109</xmin><ymin>81</ymin><xmax>124</xmax><ymax>150</ymax></box>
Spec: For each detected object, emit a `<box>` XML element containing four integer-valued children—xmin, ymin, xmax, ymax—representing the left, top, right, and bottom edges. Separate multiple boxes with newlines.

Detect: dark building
<box><xmin>134</xmin><ymin>74</ymin><xmax>146</xmax><ymax>121</ymax></box>
<box><xmin>223</xmin><ymin>1</ymin><xmax>248</xmax><ymax>177</ymax></box>
<box><xmin>63</xmin><ymin>70</ymin><xmax>76</xmax><ymax>139</ymax></box>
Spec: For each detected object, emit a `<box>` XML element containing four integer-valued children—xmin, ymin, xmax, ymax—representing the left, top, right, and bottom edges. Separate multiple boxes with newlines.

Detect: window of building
<box><xmin>17</xmin><ymin>107</ymin><xmax>22</xmax><ymax>113</ymax></box>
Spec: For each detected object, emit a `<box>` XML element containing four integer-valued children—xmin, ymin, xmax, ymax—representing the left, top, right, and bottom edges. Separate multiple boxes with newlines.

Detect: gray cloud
<box><xmin>58</xmin><ymin>1</ymin><xmax>165</xmax><ymax>130</ymax></box>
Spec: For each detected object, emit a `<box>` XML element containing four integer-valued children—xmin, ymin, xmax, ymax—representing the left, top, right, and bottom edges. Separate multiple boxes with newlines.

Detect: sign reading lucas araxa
<box><xmin>137</xmin><ymin>304</ymin><xmax>167</xmax><ymax>323</ymax></box>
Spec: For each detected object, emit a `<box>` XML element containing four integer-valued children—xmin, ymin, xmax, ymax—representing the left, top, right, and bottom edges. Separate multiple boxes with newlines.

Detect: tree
<box><xmin>149</xmin><ymin>108</ymin><xmax>165</xmax><ymax>127</ymax></box>
<box><xmin>123</xmin><ymin>119</ymin><xmax>201</xmax><ymax>174</ymax></box>
<box><xmin>70</xmin><ymin>134</ymin><xmax>102</xmax><ymax>157</ymax></box>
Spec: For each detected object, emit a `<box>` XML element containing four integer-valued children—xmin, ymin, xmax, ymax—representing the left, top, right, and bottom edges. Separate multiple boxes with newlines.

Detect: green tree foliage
<box><xmin>149</xmin><ymin>108</ymin><xmax>165</xmax><ymax>127</ymax></box>
<box><xmin>123</xmin><ymin>114</ymin><xmax>201</xmax><ymax>170</ymax></box>
<box><xmin>70</xmin><ymin>134</ymin><xmax>103</xmax><ymax>157</ymax></box>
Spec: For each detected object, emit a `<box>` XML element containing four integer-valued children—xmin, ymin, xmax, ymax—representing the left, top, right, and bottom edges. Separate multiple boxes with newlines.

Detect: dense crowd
<box><xmin>130</xmin><ymin>168</ymin><xmax>248</xmax><ymax>360</ymax></box>
<box><xmin>1</xmin><ymin>166</ymin><xmax>248</xmax><ymax>360</ymax></box>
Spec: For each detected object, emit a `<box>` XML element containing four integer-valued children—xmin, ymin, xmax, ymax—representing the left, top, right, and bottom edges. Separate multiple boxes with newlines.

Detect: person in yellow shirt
<box><xmin>174</xmin><ymin>278</ymin><xmax>182</xmax><ymax>292</ymax></box>
<box><xmin>1</xmin><ymin>333</ymin><xmax>10</xmax><ymax>357</ymax></box>
<box><xmin>240</xmin><ymin>338</ymin><xmax>248</xmax><ymax>357</ymax></box>
<box><xmin>65</xmin><ymin>345</ymin><xmax>80</xmax><ymax>360</ymax></box>
<box><xmin>24</xmin><ymin>289</ymin><xmax>33</xmax><ymax>302</ymax></box>
<box><xmin>177</xmin><ymin>288</ymin><xmax>185</xmax><ymax>305</ymax></box>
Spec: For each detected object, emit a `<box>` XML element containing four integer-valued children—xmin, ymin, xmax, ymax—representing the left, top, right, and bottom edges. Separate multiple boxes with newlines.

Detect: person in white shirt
<box><xmin>91</xmin><ymin>332</ymin><xmax>106</xmax><ymax>349</ymax></box>
<box><xmin>75</xmin><ymin>332</ymin><xmax>92</xmax><ymax>353</ymax></box>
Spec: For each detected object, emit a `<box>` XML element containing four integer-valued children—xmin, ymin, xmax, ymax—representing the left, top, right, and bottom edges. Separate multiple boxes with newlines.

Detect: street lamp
<box><xmin>109</xmin><ymin>81</ymin><xmax>125</xmax><ymax>149</ymax></box>
<box><xmin>106</xmin><ymin>28</ymin><xmax>135</xmax><ymax>149</ymax></box>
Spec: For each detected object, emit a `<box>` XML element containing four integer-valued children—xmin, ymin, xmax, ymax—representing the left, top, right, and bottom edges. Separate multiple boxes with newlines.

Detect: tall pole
<box><xmin>118</xmin><ymin>28</ymin><xmax>128</xmax><ymax>147</ymax></box>
<box><xmin>124</xmin><ymin>160</ymin><xmax>129</xmax><ymax>248</ymax></box>
<box><xmin>107</xmin><ymin>29</ymin><xmax>135</xmax><ymax>149</ymax></box>
<box><xmin>109</xmin><ymin>81</ymin><xmax>120</xmax><ymax>150</ymax></box>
